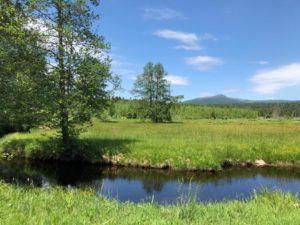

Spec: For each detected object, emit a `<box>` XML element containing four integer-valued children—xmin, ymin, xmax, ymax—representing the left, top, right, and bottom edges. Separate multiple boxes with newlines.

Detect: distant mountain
<box><xmin>185</xmin><ymin>94</ymin><xmax>294</xmax><ymax>105</ymax></box>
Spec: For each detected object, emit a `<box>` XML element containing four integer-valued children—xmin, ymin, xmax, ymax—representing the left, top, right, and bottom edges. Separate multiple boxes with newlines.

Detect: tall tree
<box><xmin>132</xmin><ymin>62</ymin><xmax>172</xmax><ymax>122</ymax></box>
<box><xmin>24</xmin><ymin>0</ymin><xmax>117</xmax><ymax>152</ymax></box>
<box><xmin>0</xmin><ymin>0</ymin><xmax>49</xmax><ymax>135</ymax></box>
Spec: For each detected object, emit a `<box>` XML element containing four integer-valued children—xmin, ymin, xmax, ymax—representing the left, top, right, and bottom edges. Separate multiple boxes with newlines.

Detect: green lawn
<box><xmin>1</xmin><ymin>119</ymin><xmax>300</xmax><ymax>169</ymax></box>
<box><xmin>0</xmin><ymin>182</ymin><xmax>299</xmax><ymax>225</ymax></box>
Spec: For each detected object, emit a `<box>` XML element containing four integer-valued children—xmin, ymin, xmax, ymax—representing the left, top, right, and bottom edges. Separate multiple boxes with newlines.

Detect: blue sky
<box><xmin>96</xmin><ymin>0</ymin><xmax>300</xmax><ymax>100</ymax></box>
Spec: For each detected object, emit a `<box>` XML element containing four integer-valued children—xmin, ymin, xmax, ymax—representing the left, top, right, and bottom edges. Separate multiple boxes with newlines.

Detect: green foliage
<box><xmin>109</xmin><ymin>100</ymin><xmax>259</xmax><ymax>120</ymax></box>
<box><xmin>171</xmin><ymin>103</ymin><xmax>259</xmax><ymax>119</ymax></box>
<box><xmin>109</xmin><ymin>100</ymin><xmax>300</xmax><ymax>121</ymax></box>
<box><xmin>0</xmin><ymin>0</ymin><xmax>117</xmax><ymax>152</ymax></box>
<box><xmin>0</xmin><ymin>182</ymin><xmax>300</xmax><ymax>225</ymax></box>
<box><xmin>132</xmin><ymin>62</ymin><xmax>173</xmax><ymax>122</ymax></box>
<box><xmin>233</xmin><ymin>102</ymin><xmax>300</xmax><ymax>118</ymax></box>
<box><xmin>0</xmin><ymin>0</ymin><xmax>50</xmax><ymax>136</ymax></box>
<box><xmin>27</xmin><ymin>0</ymin><xmax>117</xmax><ymax>150</ymax></box>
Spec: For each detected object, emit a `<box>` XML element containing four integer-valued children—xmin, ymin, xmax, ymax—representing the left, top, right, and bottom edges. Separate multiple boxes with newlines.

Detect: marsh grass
<box><xmin>1</xmin><ymin>119</ymin><xmax>300</xmax><ymax>169</ymax></box>
<box><xmin>0</xmin><ymin>182</ymin><xmax>300</xmax><ymax>225</ymax></box>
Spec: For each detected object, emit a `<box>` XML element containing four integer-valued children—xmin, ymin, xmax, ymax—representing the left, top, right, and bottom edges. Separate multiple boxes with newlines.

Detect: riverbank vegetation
<box><xmin>2</xmin><ymin>119</ymin><xmax>300</xmax><ymax>169</ymax></box>
<box><xmin>0</xmin><ymin>182</ymin><xmax>299</xmax><ymax>225</ymax></box>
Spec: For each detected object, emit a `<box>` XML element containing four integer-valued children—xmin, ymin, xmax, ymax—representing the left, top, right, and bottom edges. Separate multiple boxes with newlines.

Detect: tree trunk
<box><xmin>56</xmin><ymin>0</ymin><xmax>69</xmax><ymax>150</ymax></box>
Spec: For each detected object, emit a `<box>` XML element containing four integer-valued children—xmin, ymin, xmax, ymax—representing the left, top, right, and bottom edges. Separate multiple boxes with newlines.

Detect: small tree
<box><xmin>132</xmin><ymin>62</ymin><xmax>173</xmax><ymax>122</ymax></box>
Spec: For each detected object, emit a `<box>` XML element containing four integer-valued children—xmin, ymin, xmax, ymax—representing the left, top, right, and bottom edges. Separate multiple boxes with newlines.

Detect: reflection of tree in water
<box><xmin>0</xmin><ymin>161</ymin><xmax>44</xmax><ymax>187</ymax></box>
<box><xmin>0</xmin><ymin>160</ymin><xmax>106</xmax><ymax>188</ymax></box>
<box><xmin>2</xmin><ymin>160</ymin><xmax>300</xmax><ymax>196</ymax></box>
<box><xmin>141</xmin><ymin>178</ymin><xmax>164</xmax><ymax>193</ymax></box>
<box><xmin>31</xmin><ymin>162</ymin><xmax>107</xmax><ymax>187</ymax></box>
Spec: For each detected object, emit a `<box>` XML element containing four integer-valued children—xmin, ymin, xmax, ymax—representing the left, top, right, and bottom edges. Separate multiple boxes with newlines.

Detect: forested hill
<box><xmin>185</xmin><ymin>94</ymin><xmax>295</xmax><ymax>105</ymax></box>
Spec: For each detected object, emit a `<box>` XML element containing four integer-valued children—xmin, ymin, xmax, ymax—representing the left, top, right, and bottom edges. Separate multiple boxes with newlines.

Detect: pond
<box><xmin>1</xmin><ymin>160</ymin><xmax>300</xmax><ymax>204</ymax></box>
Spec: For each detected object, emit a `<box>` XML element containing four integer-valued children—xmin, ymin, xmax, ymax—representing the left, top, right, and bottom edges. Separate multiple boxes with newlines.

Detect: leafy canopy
<box><xmin>132</xmin><ymin>62</ymin><xmax>173</xmax><ymax>122</ymax></box>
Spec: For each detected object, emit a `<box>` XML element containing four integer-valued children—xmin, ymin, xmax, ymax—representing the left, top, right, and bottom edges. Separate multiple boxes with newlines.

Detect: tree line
<box><xmin>105</xmin><ymin>100</ymin><xmax>300</xmax><ymax>120</ymax></box>
<box><xmin>222</xmin><ymin>103</ymin><xmax>300</xmax><ymax>118</ymax></box>
<box><xmin>103</xmin><ymin>100</ymin><xmax>258</xmax><ymax>120</ymax></box>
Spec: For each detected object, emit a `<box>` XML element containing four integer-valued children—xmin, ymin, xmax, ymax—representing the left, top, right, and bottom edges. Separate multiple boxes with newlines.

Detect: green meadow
<box><xmin>0</xmin><ymin>182</ymin><xmax>299</xmax><ymax>225</ymax></box>
<box><xmin>2</xmin><ymin>118</ymin><xmax>300</xmax><ymax>169</ymax></box>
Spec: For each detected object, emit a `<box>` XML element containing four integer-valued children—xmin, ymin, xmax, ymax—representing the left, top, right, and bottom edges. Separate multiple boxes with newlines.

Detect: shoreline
<box><xmin>2</xmin><ymin>156</ymin><xmax>300</xmax><ymax>173</ymax></box>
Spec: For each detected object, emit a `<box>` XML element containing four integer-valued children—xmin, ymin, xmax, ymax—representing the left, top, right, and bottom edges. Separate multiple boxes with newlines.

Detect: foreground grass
<box><xmin>1</xmin><ymin>119</ymin><xmax>300</xmax><ymax>169</ymax></box>
<box><xmin>0</xmin><ymin>182</ymin><xmax>299</xmax><ymax>225</ymax></box>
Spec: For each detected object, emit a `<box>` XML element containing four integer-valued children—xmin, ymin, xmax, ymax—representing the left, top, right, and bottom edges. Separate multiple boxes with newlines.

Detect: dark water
<box><xmin>1</xmin><ymin>160</ymin><xmax>300</xmax><ymax>204</ymax></box>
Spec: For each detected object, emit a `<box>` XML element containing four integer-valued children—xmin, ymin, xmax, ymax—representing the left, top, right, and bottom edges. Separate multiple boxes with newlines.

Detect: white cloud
<box><xmin>252</xmin><ymin>60</ymin><xmax>270</xmax><ymax>65</ymax></box>
<box><xmin>257</xmin><ymin>60</ymin><xmax>269</xmax><ymax>65</ymax></box>
<box><xmin>185</xmin><ymin>56</ymin><xmax>224</xmax><ymax>70</ymax></box>
<box><xmin>166</xmin><ymin>75</ymin><xmax>189</xmax><ymax>86</ymax></box>
<box><xmin>143</xmin><ymin>8</ymin><xmax>184</xmax><ymax>20</ymax></box>
<box><xmin>154</xmin><ymin>29</ymin><xmax>218</xmax><ymax>51</ymax></box>
<box><xmin>110</xmin><ymin>54</ymin><xmax>140</xmax><ymax>80</ymax></box>
<box><xmin>26</xmin><ymin>18</ymin><xmax>57</xmax><ymax>51</ymax></box>
<box><xmin>26</xmin><ymin>18</ymin><xmax>105</xmax><ymax>59</ymax></box>
<box><xmin>250</xmin><ymin>63</ymin><xmax>300</xmax><ymax>94</ymax></box>
<box><xmin>154</xmin><ymin>29</ymin><xmax>201</xmax><ymax>51</ymax></box>
<box><xmin>202</xmin><ymin>33</ymin><xmax>218</xmax><ymax>41</ymax></box>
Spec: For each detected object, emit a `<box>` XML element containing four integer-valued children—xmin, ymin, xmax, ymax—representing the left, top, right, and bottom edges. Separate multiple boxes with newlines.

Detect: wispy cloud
<box><xmin>166</xmin><ymin>75</ymin><xmax>189</xmax><ymax>86</ymax></box>
<box><xmin>154</xmin><ymin>29</ymin><xmax>201</xmax><ymax>50</ymax></box>
<box><xmin>185</xmin><ymin>56</ymin><xmax>224</xmax><ymax>70</ymax></box>
<box><xmin>252</xmin><ymin>60</ymin><xmax>270</xmax><ymax>65</ymax></box>
<box><xmin>154</xmin><ymin>29</ymin><xmax>217</xmax><ymax>51</ymax></box>
<box><xmin>110</xmin><ymin>54</ymin><xmax>140</xmax><ymax>80</ymax></box>
<box><xmin>143</xmin><ymin>8</ymin><xmax>185</xmax><ymax>20</ymax></box>
<box><xmin>202</xmin><ymin>33</ymin><xmax>218</xmax><ymax>41</ymax></box>
<box><xmin>250</xmin><ymin>63</ymin><xmax>300</xmax><ymax>94</ymax></box>
<box><xmin>257</xmin><ymin>60</ymin><xmax>269</xmax><ymax>65</ymax></box>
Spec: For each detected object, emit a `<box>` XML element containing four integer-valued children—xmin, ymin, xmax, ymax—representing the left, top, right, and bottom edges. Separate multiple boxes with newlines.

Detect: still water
<box><xmin>1</xmin><ymin>160</ymin><xmax>300</xmax><ymax>204</ymax></box>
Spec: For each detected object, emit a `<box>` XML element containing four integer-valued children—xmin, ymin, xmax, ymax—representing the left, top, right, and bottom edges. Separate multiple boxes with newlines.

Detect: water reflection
<box><xmin>1</xmin><ymin>160</ymin><xmax>300</xmax><ymax>204</ymax></box>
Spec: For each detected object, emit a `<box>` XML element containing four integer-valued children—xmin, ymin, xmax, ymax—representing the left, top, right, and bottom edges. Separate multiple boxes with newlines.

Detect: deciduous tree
<box><xmin>0</xmin><ymin>0</ymin><xmax>48</xmax><ymax>135</ymax></box>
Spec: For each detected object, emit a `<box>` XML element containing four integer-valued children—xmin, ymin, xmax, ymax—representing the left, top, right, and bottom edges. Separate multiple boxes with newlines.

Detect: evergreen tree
<box><xmin>132</xmin><ymin>62</ymin><xmax>172</xmax><ymax>122</ymax></box>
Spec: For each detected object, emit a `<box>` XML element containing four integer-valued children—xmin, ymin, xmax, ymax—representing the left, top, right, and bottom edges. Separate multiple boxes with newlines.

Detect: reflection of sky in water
<box><xmin>99</xmin><ymin>175</ymin><xmax>300</xmax><ymax>204</ymax></box>
<box><xmin>1</xmin><ymin>161</ymin><xmax>300</xmax><ymax>204</ymax></box>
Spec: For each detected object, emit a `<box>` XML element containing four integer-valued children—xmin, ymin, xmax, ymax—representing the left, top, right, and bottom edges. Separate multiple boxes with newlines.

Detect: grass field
<box><xmin>0</xmin><ymin>182</ymin><xmax>299</xmax><ymax>225</ymax></box>
<box><xmin>1</xmin><ymin>119</ymin><xmax>300</xmax><ymax>169</ymax></box>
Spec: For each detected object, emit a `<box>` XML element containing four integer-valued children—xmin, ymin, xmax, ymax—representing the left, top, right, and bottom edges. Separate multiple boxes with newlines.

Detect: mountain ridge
<box><xmin>185</xmin><ymin>94</ymin><xmax>296</xmax><ymax>105</ymax></box>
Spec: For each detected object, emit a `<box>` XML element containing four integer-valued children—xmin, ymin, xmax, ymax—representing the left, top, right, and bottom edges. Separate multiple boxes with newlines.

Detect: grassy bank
<box><xmin>0</xmin><ymin>182</ymin><xmax>299</xmax><ymax>225</ymax></box>
<box><xmin>1</xmin><ymin>119</ymin><xmax>300</xmax><ymax>169</ymax></box>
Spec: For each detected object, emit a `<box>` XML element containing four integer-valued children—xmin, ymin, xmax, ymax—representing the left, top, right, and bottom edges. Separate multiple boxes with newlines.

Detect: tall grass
<box><xmin>0</xmin><ymin>182</ymin><xmax>299</xmax><ymax>225</ymax></box>
<box><xmin>1</xmin><ymin>119</ymin><xmax>300</xmax><ymax>169</ymax></box>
